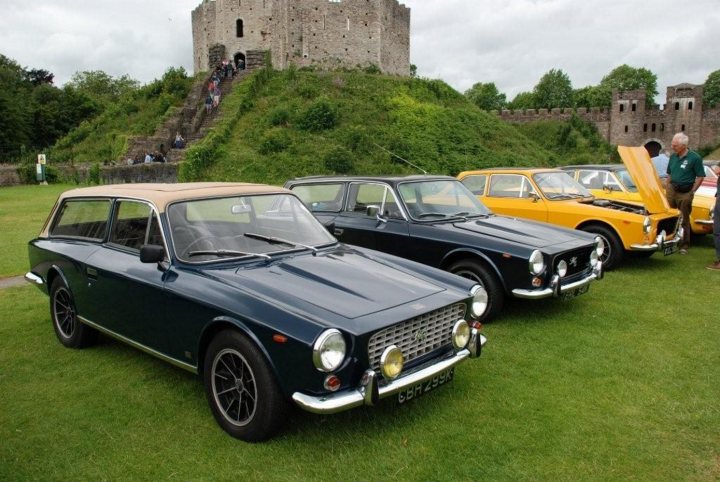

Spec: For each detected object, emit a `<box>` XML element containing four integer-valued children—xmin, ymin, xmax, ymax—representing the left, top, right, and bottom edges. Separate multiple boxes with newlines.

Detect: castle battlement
<box><xmin>496</xmin><ymin>84</ymin><xmax>720</xmax><ymax>154</ymax></box>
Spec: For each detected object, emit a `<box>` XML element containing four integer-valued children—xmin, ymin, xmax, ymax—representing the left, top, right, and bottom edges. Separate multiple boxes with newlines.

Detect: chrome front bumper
<box><xmin>630</xmin><ymin>226</ymin><xmax>684</xmax><ymax>252</ymax></box>
<box><xmin>511</xmin><ymin>262</ymin><xmax>602</xmax><ymax>300</ymax></box>
<box><xmin>24</xmin><ymin>272</ymin><xmax>44</xmax><ymax>285</ymax></box>
<box><xmin>292</xmin><ymin>330</ymin><xmax>487</xmax><ymax>415</ymax></box>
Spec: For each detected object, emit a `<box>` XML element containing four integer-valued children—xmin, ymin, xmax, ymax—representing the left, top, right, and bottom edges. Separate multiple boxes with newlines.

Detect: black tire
<box><xmin>581</xmin><ymin>225</ymin><xmax>624</xmax><ymax>270</ymax></box>
<box><xmin>49</xmin><ymin>278</ymin><xmax>97</xmax><ymax>348</ymax></box>
<box><xmin>447</xmin><ymin>259</ymin><xmax>504</xmax><ymax>322</ymax></box>
<box><xmin>203</xmin><ymin>330</ymin><xmax>288</xmax><ymax>442</ymax></box>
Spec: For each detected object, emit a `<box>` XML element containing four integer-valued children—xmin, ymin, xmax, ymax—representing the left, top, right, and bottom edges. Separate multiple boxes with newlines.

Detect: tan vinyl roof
<box><xmin>55</xmin><ymin>182</ymin><xmax>289</xmax><ymax>212</ymax></box>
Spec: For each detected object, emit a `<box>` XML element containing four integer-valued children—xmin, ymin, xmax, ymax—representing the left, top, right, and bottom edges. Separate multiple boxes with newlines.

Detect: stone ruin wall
<box><xmin>498</xmin><ymin>84</ymin><xmax>720</xmax><ymax>153</ymax></box>
<box><xmin>192</xmin><ymin>0</ymin><xmax>410</xmax><ymax>75</ymax></box>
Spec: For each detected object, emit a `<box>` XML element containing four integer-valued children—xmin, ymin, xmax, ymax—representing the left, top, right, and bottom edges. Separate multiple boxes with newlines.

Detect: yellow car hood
<box><xmin>618</xmin><ymin>146</ymin><xmax>671</xmax><ymax>214</ymax></box>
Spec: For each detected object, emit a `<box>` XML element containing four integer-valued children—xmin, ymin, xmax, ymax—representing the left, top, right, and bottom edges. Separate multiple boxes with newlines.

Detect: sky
<box><xmin>1</xmin><ymin>0</ymin><xmax>719</xmax><ymax>105</ymax></box>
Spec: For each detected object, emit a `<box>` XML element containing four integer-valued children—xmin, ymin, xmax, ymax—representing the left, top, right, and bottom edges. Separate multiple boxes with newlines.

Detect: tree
<box><xmin>410</xmin><ymin>64</ymin><xmax>417</xmax><ymax>78</ymax></box>
<box><xmin>506</xmin><ymin>91</ymin><xmax>535</xmax><ymax>110</ymax></box>
<box><xmin>573</xmin><ymin>85</ymin><xmax>606</xmax><ymax>109</ymax></box>
<box><xmin>533</xmin><ymin>69</ymin><xmax>573</xmax><ymax>109</ymax></box>
<box><xmin>68</xmin><ymin>70</ymin><xmax>139</xmax><ymax>104</ymax></box>
<box><xmin>464</xmin><ymin>82</ymin><xmax>507</xmax><ymax>110</ymax></box>
<box><xmin>598</xmin><ymin>64</ymin><xmax>658</xmax><ymax>106</ymax></box>
<box><xmin>703</xmin><ymin>69</ymin><xmax>720</xmax><ymax>108</ymax></box>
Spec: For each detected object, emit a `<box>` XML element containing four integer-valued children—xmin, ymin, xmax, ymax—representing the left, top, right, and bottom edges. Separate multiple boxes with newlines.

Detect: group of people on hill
<box><xmin>205</xmin><ymin>58</ymin><xmax>245</xmax><ymax>113</ymax></box>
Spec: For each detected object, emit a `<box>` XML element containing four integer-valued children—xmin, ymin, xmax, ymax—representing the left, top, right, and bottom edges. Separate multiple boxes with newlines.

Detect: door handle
<box><xmin>333</xmin><ymin>228</ymin><xmax>344</xmax><ymax>236</ymax></box>
<box><xmin>86</xmin><ymin>267</ymin><xmax>98</xmax><ymax>280</ymax></box>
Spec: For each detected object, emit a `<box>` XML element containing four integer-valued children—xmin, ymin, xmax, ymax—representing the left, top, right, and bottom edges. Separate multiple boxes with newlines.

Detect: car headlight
<box><xmin>556</xmin><ymin>259</ymin><xmax>568</xmax><ymax>278</ymax></box>
<box><xmin>470</xmin><ymin>284</ymin><xmax>488</xmax><ymax>318</ymax></box>
<box><xmin>452</xmin><ymin>320</ymin><xmax>471</xmax><ymax>351</ymax></box>
<box><xmin>594</xmin><ymin>236</ymin><xmax>605</xmax><ymax>257</ymax></box>
<box><xmin>312</xmin><ymin>329</ymin><xmax>346</xmax><ymax>372</ymax></box>
<box><xmin>529</xmin><ymin>250</ymin><xmax>545</xmax><ymax>275</ymax></box>
<box><xmin>380</xmin><ymin>345</ymin><xmax>404</xmax><ymax>379</ymax></box>
<box><xmin>643</xmin><ymin>216</ymin><xmax>652</xmax><ymax>234</ymax></box>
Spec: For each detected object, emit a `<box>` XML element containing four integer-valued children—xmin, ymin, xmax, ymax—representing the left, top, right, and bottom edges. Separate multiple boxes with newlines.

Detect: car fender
<box><xmin>197</xmin><ymin>315</ymin><xmax>279</xmax><ymax>377</ymax></box>
<box><xmin>440</xmin><ymin>247</ymin><xmax>508</xmax><ymax>292</ymax></box>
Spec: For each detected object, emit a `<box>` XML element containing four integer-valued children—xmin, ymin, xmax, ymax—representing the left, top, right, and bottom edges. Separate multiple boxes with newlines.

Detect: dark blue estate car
<box><xmin>26</xmin><ymin>183</ymin><xmax>488</xmax><ymax>442</ymax></box>
<box><xmin>285</xmin><ymin>175</ymin><xmax>604</xmax><ymax>321</ymax></box>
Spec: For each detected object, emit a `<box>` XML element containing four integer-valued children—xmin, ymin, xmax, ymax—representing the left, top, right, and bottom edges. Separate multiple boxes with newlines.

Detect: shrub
<box><xmin>297</xmin><ymin>97</ymin><xmax>338</xmax><ymax>131</ymax></box>
<box><xmin>88</xmin><ymin>162</ymin><xmax>101</xmax><ymax>185</ymax></box>
<box><xmin>258</xmin><ymin>130</ymin><xmax>291</xmax><ymax>154</ymax></box>
<box><xmin>324</xmin><ymin>147</ymin><xmax>354</xmax><ymax>174</ymax></box>
<box><xmin>268</xmin><ymin>107</ymin><xmax>291</xmax><ymax>127</ymax></box>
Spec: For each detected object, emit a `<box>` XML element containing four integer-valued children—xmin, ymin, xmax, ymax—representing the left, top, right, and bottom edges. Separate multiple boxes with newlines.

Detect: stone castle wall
<box><xmin>192</xmin><ymin>0</ymin><xmax>410</xmax><ymax>75</ymax></box>
<box><xmin>499</xmin><ymin>83</ymin><xmax>720</xmax><ymax>153</ymax></box>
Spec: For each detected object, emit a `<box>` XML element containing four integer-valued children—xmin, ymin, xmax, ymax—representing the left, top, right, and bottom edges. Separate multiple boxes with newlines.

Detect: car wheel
<box><xmin>49</xmin><ymin>278</ymin><xmax>97</xmax><ymax>348</ymax></box>
<box><xmin>448</xmin><ymin>259</ymin><xmax>504</xmax><ymax>322</ymax></box>
<box><xmin>203</xmin><ymin>330</ymin><xmax>288</xmax><ymax>442</ymax></box>
<box><xmin>581</xmin><ymin>225</ymin><xmax>624</xmax><ymax>270</ymax></box>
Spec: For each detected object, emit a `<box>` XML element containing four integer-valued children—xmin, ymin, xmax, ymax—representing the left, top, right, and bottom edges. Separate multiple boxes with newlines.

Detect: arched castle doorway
<box><xmin>234</xmin><ymin>52</ymin><xmax>246</xmax><ymax>70</ymax></box>
<box><xmin>644</xmin><ymin>140</ymin><xmax>662</xmax><ymax>157</ymax></box>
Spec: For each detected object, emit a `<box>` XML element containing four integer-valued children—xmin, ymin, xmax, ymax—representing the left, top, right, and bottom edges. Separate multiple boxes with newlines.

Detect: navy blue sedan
<box><xmin>26</xmin><ymin>183</ymin><xmax>488</xmax><ymax>442</ymax></box>
<box><xmin>286</xmin><ymin>175</ymin><xmax>604</xmax><ymax>321</ymax></box>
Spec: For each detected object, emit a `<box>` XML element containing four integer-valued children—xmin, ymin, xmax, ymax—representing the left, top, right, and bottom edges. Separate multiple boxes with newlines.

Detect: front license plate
<box><xmin>561</xmin><ymin>284</ymin><xmax>589</xmax><ymax>300</ymax></box>
<box><xmin>663</xmin><ymin>245</ymin><xmax>677</xmax><ymax>256</ymax></box>
<box><xmin>397</xmin><ymin>367</ymin><xmax>454</xmax><ymax>404</ymax></box>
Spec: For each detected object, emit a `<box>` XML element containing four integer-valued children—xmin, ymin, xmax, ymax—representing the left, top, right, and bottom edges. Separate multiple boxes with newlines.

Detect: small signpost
<box><xmin>37</xmin><ymin>154</ymin><xmax>47</xmax><ymax>185</ymax></box>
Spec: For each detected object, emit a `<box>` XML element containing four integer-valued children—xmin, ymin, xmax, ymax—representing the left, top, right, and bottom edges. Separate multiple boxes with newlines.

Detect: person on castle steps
<box><xmin>665</xmin><ymin>132</ymin><xmax>704</xmax><ymax>254</ymax></box>
<box><xmin>708</xmin><ymin>162</ymin><xmax>720</xmax><ymax>270</ymax></box>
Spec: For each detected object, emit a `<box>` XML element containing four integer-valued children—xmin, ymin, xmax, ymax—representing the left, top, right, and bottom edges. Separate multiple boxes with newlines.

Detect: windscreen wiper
<box><xmin>244</xmin><ymin>233</ymin><xmax>318</xmax><ymax>255</ymax></box>
<box><xmin>188</xmin><ymin>249</ymin><xmax>271</xmax><ymax>260</ymax></box>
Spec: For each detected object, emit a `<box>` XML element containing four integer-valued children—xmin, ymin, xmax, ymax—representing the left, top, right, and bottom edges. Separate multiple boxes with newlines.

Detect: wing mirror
<box><xmin>528</xmin><ymin>192</ymin><xmax>540</xmax><ymax>202</ymax></box>
<box><xmin>140</xmin><ymin>244</ymin><xmax>167</xmax><ymax>264</ymax></box>
<box><xmin>366</xmin><ymin>205</ymin><xmax>387</xmax><ymax>223</ymax></box>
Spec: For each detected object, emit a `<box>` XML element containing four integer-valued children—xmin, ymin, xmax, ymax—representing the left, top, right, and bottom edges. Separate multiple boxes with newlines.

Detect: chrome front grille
<box><xmin>367</xmin><ymin>303</ymin><xmax>466</xmax><ymax>375</ymax></box>
<box><xmin>553</xmin><ymin>247</ymin><xmax>592</xmax><ymax>278</ymax></box>
<box><xmin>658</xmin><ymin>216</ymin><xmax>680</xmax><ymax>236</ymax></box>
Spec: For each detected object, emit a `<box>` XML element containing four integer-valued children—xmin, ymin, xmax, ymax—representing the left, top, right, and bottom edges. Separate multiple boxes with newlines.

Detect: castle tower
<box><xmin>191</xmin><ymin>0</ymin><xmax>410</xmax><ymax>75</ymax></box>
<box><xmin>665</xmin><ymin>83</ymin><xmax>704</xmax><ymax>148</ymax></box>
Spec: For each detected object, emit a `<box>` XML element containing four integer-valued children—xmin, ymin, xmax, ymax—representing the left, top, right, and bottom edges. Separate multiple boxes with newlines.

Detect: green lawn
<box><xmin>0</xmin><ymin>186</ymin><xmax>718</xmax><ymax>480</ymax></box>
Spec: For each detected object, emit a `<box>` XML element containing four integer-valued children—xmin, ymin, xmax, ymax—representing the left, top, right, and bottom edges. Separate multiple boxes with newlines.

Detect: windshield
<box><xmin>533</xmin><ymin>172</ymin><xmax>592</xmax><ymax>199</ymax></box>
<box><xmin>397</xmin><ymin>179</ymin><xmax>492</xmax><ymax>220</ymax></box>
<box><xmin>167</xmin><ymin>194</ymin><xmax>336</xmax><ymax>262</ymax></box>
<box><xmin>616</xmin><ymin>169</ymin><xmax>638</xmax><ymax>192</ymax></box>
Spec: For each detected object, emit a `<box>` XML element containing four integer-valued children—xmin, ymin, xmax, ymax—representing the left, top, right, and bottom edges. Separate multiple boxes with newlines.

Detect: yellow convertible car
<box><xmin>559</xmin><ymin>163</ymin><xmax>714</xmax><ymax>235</ymax></box>
<box><xmin>457</xmin><ymin>147</ymin><xmax>682</xmax><ymax>270</ymax></box>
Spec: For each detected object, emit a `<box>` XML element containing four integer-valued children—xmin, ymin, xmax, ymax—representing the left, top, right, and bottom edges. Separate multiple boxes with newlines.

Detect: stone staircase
<box><xmin>126</xmin><ymin>70</ymin><xmax>248</xmax><ymax>164</ymax></box>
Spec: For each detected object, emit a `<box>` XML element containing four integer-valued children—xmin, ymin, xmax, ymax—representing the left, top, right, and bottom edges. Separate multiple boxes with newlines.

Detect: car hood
<box><xmin>220</xmin><ymin>250</ymin><xmax>446</xmax><ymax>320</ymax></box>
<box><xmin>451</xmin><ymin>215</ymin><xmax>591</xmax><ymax>249</ymax></box>
<box><xmin>618</xmin><ymin>146</ymin><xmax>671</xmax><ymax>214</ymax></box>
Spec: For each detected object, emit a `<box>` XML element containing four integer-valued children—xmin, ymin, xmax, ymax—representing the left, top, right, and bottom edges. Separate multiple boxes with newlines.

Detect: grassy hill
<box><xmin>49</xmin><ymin>70</ymin><xmax>197</xmax><ymax>164</ymax></box>
<box><xmin>179</xmin><ymin>68</ymin><xmax>562</xmax><ymax>185</ymax></box>
<box><xmin>43</xmin><ymin>67</ymin><xmax>617</xmax><ymax>185</ymax></box>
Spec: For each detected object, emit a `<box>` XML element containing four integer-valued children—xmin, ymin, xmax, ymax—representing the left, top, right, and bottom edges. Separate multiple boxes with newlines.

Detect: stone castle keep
<box><xmin>192</xmin><ymin>0</ymin><xmax>410</xmax><ymax>75</ymax></box>
<box><xmin>499</xmin><ymin>84</ymin><xmax>720</xmax><ymax>156</ymax></box>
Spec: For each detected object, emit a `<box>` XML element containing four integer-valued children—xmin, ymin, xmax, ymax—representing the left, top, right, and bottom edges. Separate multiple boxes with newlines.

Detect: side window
<box><xmin>291</xmin><ymin>183</ymin><xmax>344</xmax><ymax>212</ymax></box>
<box><xmin>109</xmin><ymin>201</ymin><xmax>162</xmax><ymax>252</ymax></box>
<box><xmin>578</xmin><ymin>170</ymin><xmax>604</xmax><ymax>190</ymax></box>
<box><xmin>460</xmin><ymin>175</ymin><xmax>487</xmax><ymax>195</ymax></box>
<box><xmin>346</xmin><ymin>183</ymin><xmax>403</xmax><ymax>219</ymax></box>
<box><xmin>50</xmin><ymin>200</ymin><xmax>111</xmax><ymax>240</ymax></box>
<box><xmin>488</xmin><ymin>175</ymin><xmax>535</xmax><ymax>198</ymax></box>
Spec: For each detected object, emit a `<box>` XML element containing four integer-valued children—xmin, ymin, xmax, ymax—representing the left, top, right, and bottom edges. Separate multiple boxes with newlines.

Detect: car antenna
<box><xmin>372</xmin><ymin>142</ymin><xmax>428</xmax><ymax>175</ymax></box>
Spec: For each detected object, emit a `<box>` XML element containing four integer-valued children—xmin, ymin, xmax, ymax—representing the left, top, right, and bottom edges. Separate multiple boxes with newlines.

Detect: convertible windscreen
<box><xmin>397</xmin><ymin>180</ymin><xmax>492</xmax><ymax>220</ymax></box>
<box><xmin>167</xmin><ymin>194</ymin><xmax>336</xmax><ymax>262</ymax></box>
